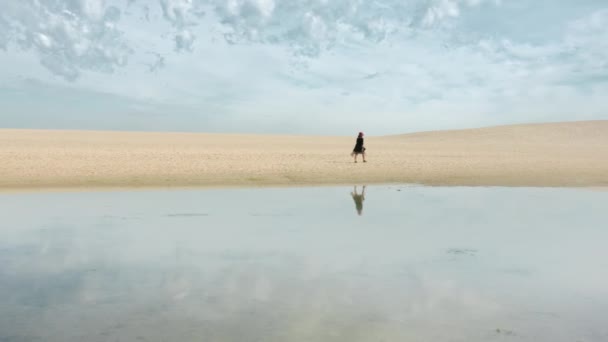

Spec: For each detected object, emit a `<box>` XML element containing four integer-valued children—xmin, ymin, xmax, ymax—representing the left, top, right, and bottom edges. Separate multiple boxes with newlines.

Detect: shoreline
<box><xmin>2</xmin><ymin>183</ymin><xmax>607</xmax><ymax>195</ymax></box>
<box><xmin>2</xmin><ymin>121</ymin><xmax>607</xmax><ymax>193</ymax></box>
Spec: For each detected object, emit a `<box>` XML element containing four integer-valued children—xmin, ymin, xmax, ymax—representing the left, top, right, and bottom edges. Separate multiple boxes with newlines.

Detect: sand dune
<box><xmin>1</xmin><ymin>121</ymin><xmax>607</xmax><ymax>191</ymax></box>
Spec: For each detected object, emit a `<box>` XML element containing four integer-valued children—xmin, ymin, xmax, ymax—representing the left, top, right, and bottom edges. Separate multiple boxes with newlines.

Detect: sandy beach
<box><xmin>1</xmin><ymin>120</ymin><xmax>607</xmax><ymax>191</ymax></box>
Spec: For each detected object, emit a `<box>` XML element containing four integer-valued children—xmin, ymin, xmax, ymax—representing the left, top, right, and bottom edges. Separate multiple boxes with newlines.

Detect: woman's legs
<box><xmin>352</xmin><ymin>152</ymin><xmax>366</xmax><ymax>162</ymax></box>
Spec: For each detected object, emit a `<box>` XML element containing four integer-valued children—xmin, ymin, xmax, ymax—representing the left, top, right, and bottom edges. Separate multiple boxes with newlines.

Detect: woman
<box><xmin>351</xmin><ymin>132</ymin><xmax>366</xmax><ymax>163</ymax></box>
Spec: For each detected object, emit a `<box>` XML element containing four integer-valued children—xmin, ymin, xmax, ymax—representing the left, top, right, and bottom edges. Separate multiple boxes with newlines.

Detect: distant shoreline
<box><xmin>1</xmin><ymin>121</ymin><xmax>607</xmax><ymax>192</ymax></box>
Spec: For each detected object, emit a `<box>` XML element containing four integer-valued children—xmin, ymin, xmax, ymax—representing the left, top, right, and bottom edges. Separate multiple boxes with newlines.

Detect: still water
<box><xmin>1</xmin><ymin>186</ymin><xmax>607</xmax><ymax>341</ymax></box>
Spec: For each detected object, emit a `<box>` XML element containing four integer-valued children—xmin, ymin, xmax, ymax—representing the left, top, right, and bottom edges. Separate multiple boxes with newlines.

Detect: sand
<box><xmin>1</xmin><ymin>120</ymin><xmax>607</xmax><ymax>191</ymax></box>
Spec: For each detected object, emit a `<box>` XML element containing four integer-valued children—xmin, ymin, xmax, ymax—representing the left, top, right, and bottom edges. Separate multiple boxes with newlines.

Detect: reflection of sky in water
<box><xmin>1</xmin><ymin>186</ymin><xmax>607</xmax><ymax>341</ymax></box>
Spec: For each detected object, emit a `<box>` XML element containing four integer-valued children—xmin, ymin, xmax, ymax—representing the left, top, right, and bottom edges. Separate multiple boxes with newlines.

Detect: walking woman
<box><xmin>351</xmin><ymin>132</ymin><xmax>367</xmax><ymax>163</ymax></box>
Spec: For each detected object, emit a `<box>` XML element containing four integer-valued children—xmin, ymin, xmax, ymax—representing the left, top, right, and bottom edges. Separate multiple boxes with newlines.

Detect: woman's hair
<box><xmin>358</xmin><ymin>132</ymin><xmax>364</xmax><ymax>138</ymax></box>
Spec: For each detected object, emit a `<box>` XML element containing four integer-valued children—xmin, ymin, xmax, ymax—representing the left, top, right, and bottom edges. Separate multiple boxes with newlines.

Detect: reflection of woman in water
<box><xmin>351</xmin><ymin>185</ymin><xmax>366</xmax><ymax>216</ymax></box>
<box><xmin>351</xmin><ymin>132</ymin><xmax>367</xmax><ymax>163</ymax></box>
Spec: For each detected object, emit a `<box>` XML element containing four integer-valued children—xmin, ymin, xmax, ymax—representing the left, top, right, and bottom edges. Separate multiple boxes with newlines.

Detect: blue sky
<box><xmin>1</xmin><ymin>0</ymin><xmax>607</xmax><ymax>135</ymax></box>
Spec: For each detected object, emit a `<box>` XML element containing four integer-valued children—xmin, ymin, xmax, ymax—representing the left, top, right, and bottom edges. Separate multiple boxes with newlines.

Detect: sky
<box><xmin>1</xmin><ymin>0</ymin><xmax>607</xmax><ymax>135</ymax></box>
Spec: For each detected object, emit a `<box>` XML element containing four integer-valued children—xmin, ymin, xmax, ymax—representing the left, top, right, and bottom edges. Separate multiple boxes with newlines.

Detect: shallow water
<box><xmin>1</xmin><ymin>186</ymin><xmax>607</xmax><ymax>342</ymax></box>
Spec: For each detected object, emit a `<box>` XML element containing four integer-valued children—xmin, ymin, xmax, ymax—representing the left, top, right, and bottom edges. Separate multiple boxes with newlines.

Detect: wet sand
<box><xmin>1</xmin><ymin>120</ymin><xmax>607</xmax><ymax>191</ymax></box>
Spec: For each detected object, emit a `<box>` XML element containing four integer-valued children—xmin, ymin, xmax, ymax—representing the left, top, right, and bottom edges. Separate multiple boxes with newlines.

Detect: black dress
<box><xmin>353</xmin><ymin>137</ymin><xmax>365</xmax><ymax>154</ymax></box>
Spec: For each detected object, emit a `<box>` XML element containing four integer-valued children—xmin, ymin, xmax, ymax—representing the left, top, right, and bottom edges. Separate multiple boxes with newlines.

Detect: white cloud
<box><xmin>1</xmin><ymin>1</ymin><xmax>607</xmax><ymax>133</ymax></box>
<box><xmin>565</xmin><ymin>9</ymin><xmax>608</xmax><ymax>68</ymax></box>
<box><xmin>175</xmin><ymin>29</ymin><xmax>195</xmax><ymax>51</ymax></box>
<box><xmin>423</xmin><ymin>0</ymin><xmax>461</xmax><ymax>26</ymax></box>
<box><xmin>256</xmin><ymin>0</ymin><xmax>276</xmax><ymax>18</ymax></box>
<box><xmin>35</xmin><ymin>33</ymin><xmax>54</xmax><ymax>49</ymax></box>
<box><xmin>82</xmin><ymin>0</ymin><xmax>107</xmax><ymax>20</ymax></box>
<box><xmin>147</xmin><ymin>52</ymin><xmax>166</xmax><ymax>72</ymax></box>
<box><xmin>0</xmin><ymin>0</ymin><xmax>503</xmax><ymax>78</ymax></box>
<box><xmin>208</xmin><ymin>0</ymin><xmax>420</xmax><ymax>58</ymax></box>
<box><xmin>160</xmin><ymin>0</ymin><xmax>195</xmax><ymax>27</ymax></box>
<box><xmin>422</xmin><ymin>0</ymin><xmax>502</xmax><ymax>26</ymax></box>
<box><xmin>0</xmin><ymin>0</ymin><xmax>131</xmax><ymax>81</ymax></box>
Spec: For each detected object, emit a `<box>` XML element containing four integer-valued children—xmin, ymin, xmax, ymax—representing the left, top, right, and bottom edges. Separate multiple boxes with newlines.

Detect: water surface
<box><xmin>1</xmin><ymin>186</ymin><xmax>607</xmax><ymax>341</ymax></box>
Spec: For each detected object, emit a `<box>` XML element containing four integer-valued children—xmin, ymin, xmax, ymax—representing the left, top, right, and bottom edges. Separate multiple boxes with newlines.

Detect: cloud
<box><xmin>160</xmin><ymin>0</ymin><xmax>204</xmax><ymax>53</ymax></box>
<box><xmin>1</xmin><ymin>1</ymin><xmax>607</xmax><ymax>133</ymax></box>
<box><xmin>0</xmin><ymin>0</ymin><xmax>131</xmax><ymax>81</ymax></box>
<box><xmin>147</xmin><ymin>52</ymin><xmax>166</xmax><ymax>72</ymax></box>
<box><xmin>208</xmin><ymin>0</ymin><xmax>418</xmax><ymax>57</ymax></box>
<box><xmin>174</xmin><ymin>29</ymin><xmax>195</xmax><ymax>52</ymax></box>
<box><xmin>565</xmin><ymin>9</ymin><xmax>608</xmax><ymax>68</ymax></box>
<box><xmin>0</xmin><ymin>0</ymin><xmax>505</xmax><ymax>79</ymax></box>
<box><xmin>423</xmin><ymin>0</ymin><xmax>461</xmax><ymax>26</ymax></box>
<box><xmin>0</xmin><ymin>15</ymin><xmax>10</xmax><ymax>50</ymax></box>
<box><xmin>160</xmin><ymin>0</ymin><xmax>193</xmax><ymax>26</ymax></box>
<box><xmin>422</xmin><ymin>0</ymin><xmax>501</xmax><ymax>26</ymax></box>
